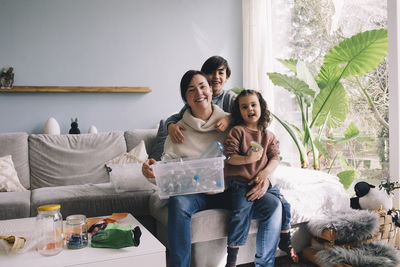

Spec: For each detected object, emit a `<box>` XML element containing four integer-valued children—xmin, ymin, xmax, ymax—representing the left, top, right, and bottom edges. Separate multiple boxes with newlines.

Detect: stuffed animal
<box><xmin>69</xmin><ymin>118</ymin><xmax>81</xmax><ymax>134</ymax></box>
<box><xmin>350</xmin><ymin>181</ymin><xmax>392</xmax><ymax>211</ymax></box>
<box><xmin>0</xmin><ymin>67</ymin><xmax>14</xmax><ymax>89</ymax></box>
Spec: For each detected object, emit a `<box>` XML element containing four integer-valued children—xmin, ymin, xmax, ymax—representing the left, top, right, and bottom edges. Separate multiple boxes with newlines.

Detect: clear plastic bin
<box><xmin>152</xmin><ymin>156</ymin><xmax>225</xmax><ymax>199</ymax></box>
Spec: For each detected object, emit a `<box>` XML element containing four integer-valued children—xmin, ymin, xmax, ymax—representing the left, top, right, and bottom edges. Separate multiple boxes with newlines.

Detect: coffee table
<box><xmin>0</xmin><ymin>213</ymin><xmax>166</xmax><ymax>267</ymax></box>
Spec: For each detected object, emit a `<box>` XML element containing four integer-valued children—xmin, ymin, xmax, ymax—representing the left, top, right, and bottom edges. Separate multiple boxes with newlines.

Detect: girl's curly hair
<box><xmin>231</xmin><ymin>89</ymin><xmax>272</xmax><ymax>129</ymax></box>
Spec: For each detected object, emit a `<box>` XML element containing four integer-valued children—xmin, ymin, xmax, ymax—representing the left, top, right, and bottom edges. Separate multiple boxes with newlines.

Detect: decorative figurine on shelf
<box><xmin>69</xmin><ymin>118</ymin><xmax>81</xmax><ymax>134</ymax></box>
<box><xmin>0</xmin><ymin>67</ymin><xmax>14</xmax><ymax>89</ymax></box>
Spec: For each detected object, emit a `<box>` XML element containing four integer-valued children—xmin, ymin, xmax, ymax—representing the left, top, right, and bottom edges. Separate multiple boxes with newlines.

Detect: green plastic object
<box><xmin>91</xmin><ymin>223</ymin><xmax>142</xmax><ymax>249</ymax></box>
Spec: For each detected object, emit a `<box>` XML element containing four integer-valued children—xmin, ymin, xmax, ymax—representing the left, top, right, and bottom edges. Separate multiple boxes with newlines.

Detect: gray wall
<box><xmin>0</xmin><ymin>0</ymin><xmax>242</xmax><ymax>134</ymax></box>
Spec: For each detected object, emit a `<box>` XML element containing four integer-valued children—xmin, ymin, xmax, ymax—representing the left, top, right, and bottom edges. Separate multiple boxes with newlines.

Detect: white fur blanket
<box><xmin>271</xmin><ymin>165</ymin><xmax>351</xmax><ymax>225</ymax></box>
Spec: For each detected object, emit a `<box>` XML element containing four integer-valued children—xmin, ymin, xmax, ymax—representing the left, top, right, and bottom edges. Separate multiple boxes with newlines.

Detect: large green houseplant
<box><xmin>267</xmin><ymin>29</ymin><xmax>387</xmax><ymax>188</ymax></box>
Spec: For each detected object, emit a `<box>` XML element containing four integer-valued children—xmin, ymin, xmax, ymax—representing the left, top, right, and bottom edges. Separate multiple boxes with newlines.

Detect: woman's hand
<box><xmin>215</xmin><ymin>116</ymin><xmax>230</xmax><ymax>132</ymax></box>
<box><xmin>168</xmin><ymin>123</ymin><xmax>186</xmax><ymax>144</ymax></box>
<box><xmin>142</xmin><ymin>158</ymin><xmax>157</xmax><ymax>179</ymax></box>
<box><xmin>246</xmin><ymin>177</ymin><xmax>270</xmax><ymax>202</ymax></box>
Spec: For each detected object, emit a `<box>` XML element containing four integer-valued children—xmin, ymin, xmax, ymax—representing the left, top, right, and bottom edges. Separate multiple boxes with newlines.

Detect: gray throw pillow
<box><xmin>149</xmin><ymin>120</ymin><xmax>168</xmax><ymax>161</ymax></box>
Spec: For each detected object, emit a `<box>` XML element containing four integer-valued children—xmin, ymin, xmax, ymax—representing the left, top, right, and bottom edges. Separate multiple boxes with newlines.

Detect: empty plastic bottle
<box><xmin>199</xmin><ymin>141</ymin><xmax>225</xmax><ymax>159</ymax></box>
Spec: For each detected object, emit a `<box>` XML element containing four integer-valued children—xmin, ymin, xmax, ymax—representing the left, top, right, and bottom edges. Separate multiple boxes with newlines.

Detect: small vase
<box><xmin>88</xmin><ymin>125</ymin><xmax>98</xmax><ymax>134</ymax></box>
<box><xmin>44</xmin><ymin>117</ymin><xmax>60</xmax><ymax>135</ymax></box>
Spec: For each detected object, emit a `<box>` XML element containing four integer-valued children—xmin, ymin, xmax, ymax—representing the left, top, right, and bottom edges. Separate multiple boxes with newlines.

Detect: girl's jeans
<box><xmin>167</xmin><ymin>185</ymin><xmax>282</xmax><ymax>267</ymax></box>
<box><xmin>227</xmin><ymin>180</ymin><xmax>283</xmax><ymax>267</ymax></box>
<box><xmin>268</xmin><ymin>184</ymin><xmax>292</xmax><ymax>230</ymax></box>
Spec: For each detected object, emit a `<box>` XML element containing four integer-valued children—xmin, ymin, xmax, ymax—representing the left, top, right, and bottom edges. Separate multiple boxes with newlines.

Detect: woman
<box><xmin>142</xmin><ymin>70</ymin><xmax>282</xmax><ymax>267</ymax></box>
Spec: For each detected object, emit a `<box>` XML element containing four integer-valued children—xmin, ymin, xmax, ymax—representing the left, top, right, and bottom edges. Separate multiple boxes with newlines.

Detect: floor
<box><xmin>238</xmin><ymin>256</ymin><xmax>318</xmax><ymax>267</ymax></box>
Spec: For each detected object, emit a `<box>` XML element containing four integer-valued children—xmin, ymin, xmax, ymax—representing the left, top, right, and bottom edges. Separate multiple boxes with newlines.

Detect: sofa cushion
<box><xmin>148</xmin><ymin>193</ymin><xmax>259</xmax><ymax>244</ymax></box>
<box><xmin>148</xmin><ymin>120</ymin><xmax>168</xmax><ymax>161</ymax></box>
<box><xmin>29</xmin><ymin>132</ymin><xmax>126</xmax><ymax>189</ymax></box>
<box><xmin>0</xmin><ymin>132</ymin><xmax>29</xmax><ymax>189</ymax></box>
<box><xmin>0</xmin><ymin>155</ymin><xmax>27</xmax><ymax>192</ymax></box>
<box><xmin>124</xmin><ymin>129</ymin><xmax>157</xmax><ymax>156</ymax></box>
<box><xmin>31</xmin><ymin>183</ymin><xmax>156</xmax><ymax>218</ymax></box>
<box><xmin>0</xmin><ymin>191</ymin><xmax>31</xmax><ymax>219</ymax></box>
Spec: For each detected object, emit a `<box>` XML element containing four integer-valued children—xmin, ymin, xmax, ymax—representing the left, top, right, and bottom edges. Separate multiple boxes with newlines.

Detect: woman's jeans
<box><xmin>227</xmin><ymin>181</ymin><xmax>283</xmax><ymax>267</ymax></box>
<box><xmin>168</xmin><ymin>187</ymin><xmax>282</xmax><ymax>267</ymax></box>
<box><xmin>167</xmin><ymin>192</ymin><xmax>229</xmax><ymax>267</ymax></box>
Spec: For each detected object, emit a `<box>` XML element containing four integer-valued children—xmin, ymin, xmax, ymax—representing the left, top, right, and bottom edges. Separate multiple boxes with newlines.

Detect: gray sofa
<box><xmin>0</xmin><ymin>129</ymin><xmax>349</xmax><ymax>267</ymax></box>
<box><xmin>0</xmin><ymin>130</ymin><xmax>158</xmax><ymax>231</ymax></box>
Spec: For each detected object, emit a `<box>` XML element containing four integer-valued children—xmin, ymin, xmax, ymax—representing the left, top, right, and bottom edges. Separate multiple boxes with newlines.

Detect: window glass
<box><xmin>269</xmin><ymin>0</ymin><xmax>388</xmax><ymax>191</ymax></box>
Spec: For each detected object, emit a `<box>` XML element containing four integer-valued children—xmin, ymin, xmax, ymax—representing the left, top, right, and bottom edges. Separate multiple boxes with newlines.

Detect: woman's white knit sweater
<box><xmin>163</xmin><ymin>104</ymin><xmax>228</xmax><ymax>160</ymax></box>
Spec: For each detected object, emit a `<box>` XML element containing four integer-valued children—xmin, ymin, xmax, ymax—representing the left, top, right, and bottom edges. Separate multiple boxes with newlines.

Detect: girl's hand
<box><xmin>246</xmin><ymin>148</ymin><xmax>264</xmax><ymax>164</ymax></box>
<box><xmin>215</xmin><ymin>116</ymin><xmax>230</xmax><ymax>132</ymax></box>
<box><xmin>142</xmin><ymin>159</ymin><xmax>157</xmax><ymax>179</ymax></box>
<box><xmin>168</xmin><ymin>123</ymin><xmax>186</xmax><ymax>144</ymax></box>
<box><xmin>246</xmin><ymin>178</ymin><xmax>270</xmax><ymax>202</ymax></box>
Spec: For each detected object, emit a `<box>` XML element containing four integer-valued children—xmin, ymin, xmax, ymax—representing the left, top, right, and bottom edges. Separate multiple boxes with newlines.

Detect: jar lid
<box><xmin>37</xmin><ymin>204</ymin><xmax>61</xmax><ymax>212</ymax></box>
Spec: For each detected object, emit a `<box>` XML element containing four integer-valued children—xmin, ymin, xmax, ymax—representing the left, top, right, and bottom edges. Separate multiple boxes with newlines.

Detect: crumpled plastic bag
<box><xmin>0</xmin><ymin>235</ymin><xmax>26</xmax><ymax>253</ymax></box>
<box><xmin>91</xmin><ymin>223</ymin><xmax>141</xmax><ymax>249</ymax></box>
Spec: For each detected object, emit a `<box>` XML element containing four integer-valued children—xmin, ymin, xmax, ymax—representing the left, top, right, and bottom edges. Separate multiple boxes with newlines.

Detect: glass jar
<box><xmin>65</xmin><ymin>214</ymin><xmax>88</xmax><ymax>249</ymax></box>
<box><xmin>36</xmin><ymin>204</ymin><xmax>64</xmax><ymax>256</ymax></box>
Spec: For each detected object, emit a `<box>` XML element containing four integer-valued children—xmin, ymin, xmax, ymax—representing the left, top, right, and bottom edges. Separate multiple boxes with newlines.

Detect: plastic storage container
<box><xmin>152</xmin><ymin>156</ymin><xmax>225</xmax><ymax>199</ymax></box>
<box><xmin>65</xmin><ymin>214</ymin><xmax>88</xmax><ymax>249</ymax></box>
<box><xmin>36</xmin><ymin>204</ymin><xmax>64</xmax><ymax>256</ymax></box>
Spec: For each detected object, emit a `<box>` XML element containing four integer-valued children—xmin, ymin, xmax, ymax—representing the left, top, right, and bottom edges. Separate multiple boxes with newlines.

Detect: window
<box><xmin>263</xmin><ymin>0</ymin><xmax>388</xmax><ymax>191</ymax></box>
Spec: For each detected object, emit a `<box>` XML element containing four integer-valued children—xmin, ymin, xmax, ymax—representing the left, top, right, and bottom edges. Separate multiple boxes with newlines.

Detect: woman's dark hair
<box><xmin>201</xmin><ymin>56</ymin><xmax>231</xmax><ymax>78</ymax></box>
<box><xmin>180</xmin><ymin>70</ymin><xmax>209</xmax><ymax>103</ymax></box>
<box><xmin>231</xmin><ymin>89</ymin><xmax>272</xmax><ymax>129</ymax></box>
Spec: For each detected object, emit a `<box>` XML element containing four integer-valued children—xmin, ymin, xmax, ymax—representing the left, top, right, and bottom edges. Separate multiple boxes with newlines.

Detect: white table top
<box><xmin>0</xmin><ymin>214</ymin><xmax>165</xmax><ymax>267</ymax></box>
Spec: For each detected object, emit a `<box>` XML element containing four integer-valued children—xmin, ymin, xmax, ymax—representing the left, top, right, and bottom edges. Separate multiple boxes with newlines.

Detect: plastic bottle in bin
<box><xmin>199</xmin><ymin>141</ymin><xmax>225</xmax><ymax>159</ymax></box>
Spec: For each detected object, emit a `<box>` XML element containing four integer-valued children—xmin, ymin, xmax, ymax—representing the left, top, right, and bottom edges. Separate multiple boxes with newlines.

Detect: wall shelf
<box><xmin>0</xmin><ymin>86</ymin><xmax>151</xmax><ymax>93</ymax></box>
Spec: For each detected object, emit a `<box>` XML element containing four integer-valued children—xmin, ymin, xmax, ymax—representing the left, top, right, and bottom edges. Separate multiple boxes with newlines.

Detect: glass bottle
<box><xmin>36</xmin><ymin>204</ymin><xmax>63</xmax><ymax>256</ymax></box>
<box><xmin>65</xmin><ymin>214</ymin><xmax>88</xmax><ymax>249</ymax></box>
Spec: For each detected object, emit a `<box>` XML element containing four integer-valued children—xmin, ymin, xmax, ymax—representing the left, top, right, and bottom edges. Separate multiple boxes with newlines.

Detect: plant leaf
<box><xmin>337</xmin><ymin>170</ymin><xmax>360</xmax><ymax>189</ymax></box>
<box><xmin>296</xmin><ymin>61</ymin><xmax>320</xmax><ymax>96</ymax></box>
<box><xmin>312</xmin><ymin>82</ymin><xmax>348</xmax><ymax>128</ymax></box>
<box><xmin>231</xmin><ymin>88</ymin><xmax>244</xmax><ymax>94</ymax></box>
<box><xmin>344</xmin><ymin>122</ymin><xmax>360</xmax><ymax>139</ymax></box>
<box><xmin>272</xmin><ymin>114</ymin><xmax>309</xmax><ymax>167</ymax></box>
<box><xmin>267</xmin><ymin>73</ymin><xmax>315</xmax><ymax>105</ymax></box>
<box><xmin>329</xmin><ymin>122</ymin><xmax>360</xmax><ymax>144</ymax></box>
<box><xmin>277</xmin><ymin>58</ymin><xmax>298</xmax><ymax>74</ymax></box>
<box><xmin>313</xmin><ymin>138</ymin><xmax>329</xmax><ymax>158</ymax></box>
<box><xmin>323</xmin><ymin>29</ymin><xmax>387</xmax><ymax>78</ymax></box>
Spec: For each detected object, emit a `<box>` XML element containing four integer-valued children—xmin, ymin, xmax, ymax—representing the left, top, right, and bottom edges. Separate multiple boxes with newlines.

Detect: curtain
<box><xmin>242</xmin><ymin>0</ymin><xmax>274</xmax><ymax>112</ymax></box>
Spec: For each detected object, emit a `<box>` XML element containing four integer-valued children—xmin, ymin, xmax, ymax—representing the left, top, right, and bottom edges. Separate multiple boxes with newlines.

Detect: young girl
<box><xmin>223</xmin><ymin>89</ymin><xmax>298</xmax><ymax>266</ymax></box>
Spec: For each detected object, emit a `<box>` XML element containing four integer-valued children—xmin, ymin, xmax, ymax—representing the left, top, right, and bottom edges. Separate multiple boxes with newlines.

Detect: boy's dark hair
<box><xmin>231</xmin><ymin>89</ymin><xmax>272</xmax><ymax>129</ymax></box>
<box><xmin>180</xmin><ymin>70</ymin><xmax>209</xmax><ymax>103</ymax></box>
<box><xmin>201</xmin><ymin>56</ymin><xmax>231</xmax><ymax>77</ymax></box>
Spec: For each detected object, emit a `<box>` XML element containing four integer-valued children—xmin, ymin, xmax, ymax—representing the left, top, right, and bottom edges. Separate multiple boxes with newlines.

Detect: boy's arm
<box><xmin>165</xmin><ymin>105</ymin><xmax>187</xmax><ymax>144</ymax></box>
<box><xmin>215</xmin><ymin>115</ymin><xmax>230</xmax><ymax>132</ymax></box>
<box><xmin>165</xmin><ymin>105</ymin><xmax>187</xmax><ymax>127</ymax></box>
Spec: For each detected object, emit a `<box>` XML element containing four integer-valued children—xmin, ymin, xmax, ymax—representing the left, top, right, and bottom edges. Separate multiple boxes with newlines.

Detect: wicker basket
<box><xmin>302</xmin><ymin>209</ymin><xmax>398</xmax><ymax>267</ymax></box>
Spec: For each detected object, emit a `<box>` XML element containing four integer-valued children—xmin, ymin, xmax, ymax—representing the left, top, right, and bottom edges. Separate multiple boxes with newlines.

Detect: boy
<box><xmin>166</xmin><ymin>56</ymin><xmax>236</xmax><ymax>144</ymax></box>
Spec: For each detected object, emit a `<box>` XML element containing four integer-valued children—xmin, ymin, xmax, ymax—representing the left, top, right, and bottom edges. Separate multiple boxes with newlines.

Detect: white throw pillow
<box><xmin>106</xmin><ymin>140</ymin><xmax>155</xmax><ymax>192</ymax></box>
<box><xmin>106</xmin><ymin>140</ymin><xmax>148</xmax><ymax>165</ymax></box>
<box><xmin>0</xmin><ymin>155</ymin><xmax>27</xmax><ymax>192</ymax></box>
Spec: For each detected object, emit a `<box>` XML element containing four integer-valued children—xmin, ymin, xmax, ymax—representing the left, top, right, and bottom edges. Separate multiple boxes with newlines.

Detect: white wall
<box><xmin>0</xmin><ymin>0</ymin><xmax>242</xmax><ymax>133</ymax></box>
